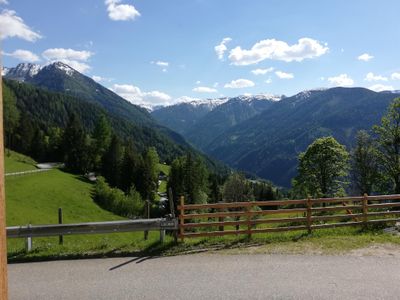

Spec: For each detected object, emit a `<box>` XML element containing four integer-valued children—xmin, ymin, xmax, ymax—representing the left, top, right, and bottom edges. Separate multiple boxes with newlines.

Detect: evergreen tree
<box><xmin>140</xmin><ymin>147</ymin><xmax>159</xmax><ymax>201</ymax></box>
<box><xmin>102</xmin><ymin>135</ymin><xmax>123</xmax><ymax>187</ymax></box>
<box><xmin>91</xmin><ymin>114</ymin><xmax>112</xmax><ymax>170</ymax></box>
<box><xmin>62</xmin><ymin>114</ymin><xmax>91</xmax><ymax>173</ymax></box>
<box><xmin>120</xmin><ymin>140</ymin><xmax>143</xmax><ymax>193</ymax></box>
<box><xmin>3</xmin><ymin>84</ymin><xmax>20</xmax><ymax>149</ymax></box>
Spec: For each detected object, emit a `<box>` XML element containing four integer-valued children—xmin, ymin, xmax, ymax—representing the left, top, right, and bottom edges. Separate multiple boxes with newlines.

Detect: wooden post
<box><xmin>179</xmin><ymin>196</ymin><xmax>184</xmax><ymax>242</ymax></box>
<box><xmin>306</xmin><ymin>196</ymin><xmax>312</xmax><ymax>234</ymax></box>
<box><xmin>0</xmin><ymin>53</ymin><xmax>9</xmax><ymax>299</ymax></box>
<box><xmin>58</xmin><ymin>207</ymin><xmax>63</xmax><ymax>245</ymax></box>
<box><xmin>168</xmin><ymin>188</ymin><xmax>178</xmax><ymax>243</ymax></box>
<box><xmin>25</xmin><ymin>224</ymin><xmax>32</xmax><ymax>252</ymax></box>
<box><xmin>246</xmin><ymin>204</ymin><xmax>252</xmax><ymax>238</ymax></box>
<box><xmin>218</xmin><ymin>201</ymin><xmax>224</xmax><ymax>232</ymax></box>
<box><xmin>363</xmin><ymin>193</ymin><xmax>368</xmax><ymax>229</ymax></box>
<box><xmin>144</xmin><ymin>200</ymin><xmax>150</xmax><ymax>240</ymax></box>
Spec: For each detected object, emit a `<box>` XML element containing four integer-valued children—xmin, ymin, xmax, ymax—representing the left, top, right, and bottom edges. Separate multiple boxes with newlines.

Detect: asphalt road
<box><xmin>8</xmin><ymin>254</ymin><xmax>400</xmax><ymax>299</ymax></box>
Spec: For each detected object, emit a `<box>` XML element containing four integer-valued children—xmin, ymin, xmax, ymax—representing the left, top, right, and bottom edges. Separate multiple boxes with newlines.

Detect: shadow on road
<box><xmin>109</xmin><ymin>256</ymin><xmax>161</xmax><ymax>271</ymax></box>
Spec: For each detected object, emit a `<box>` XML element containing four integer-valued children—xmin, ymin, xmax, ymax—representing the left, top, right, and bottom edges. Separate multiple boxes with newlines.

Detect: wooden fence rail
<box><xmin>178</xmin><ymin>194</ymin><xmax>400</xmax><ymax>241</ymax></box>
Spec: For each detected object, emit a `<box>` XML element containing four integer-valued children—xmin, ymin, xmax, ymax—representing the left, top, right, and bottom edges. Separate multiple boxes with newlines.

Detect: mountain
<box><xmin>4</xmin><ymin>62</ymin><xmax>153</xmax><ymax>126</ymax></box>
<box><xmin>184</xmin><ymin>95</ymin><xmax>283</xmax><ymax>150</ymax></box>
<box><xmin>152</xmin><ymin>94</ymin><xmax>282</xmax><ymax>142</ymax></box>
<box><xmin>205</xmin><ymin>88</ymin><xmax>400</xmax><ymax>187</ymax></box>
<box><xmin>151</xmin><ymin>98</ymin><xmax>228</xmax><ymax>135</ymax></box>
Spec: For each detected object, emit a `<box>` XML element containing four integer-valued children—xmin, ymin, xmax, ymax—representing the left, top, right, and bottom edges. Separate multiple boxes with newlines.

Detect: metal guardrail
<box><xmin>5</xmin><ymin>169</ymin><xmax>51</xmax><ymax>177</ymax></box>
<box><xmin>7</xmin><ymin>218</ymin><xmax>178</xmax><ymax>238</ymax></box>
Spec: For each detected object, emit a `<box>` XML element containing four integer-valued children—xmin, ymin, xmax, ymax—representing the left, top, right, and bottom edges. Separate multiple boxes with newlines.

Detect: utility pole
<box><xmin>0</xmin><ymin>48</ymin><xmax>9</xmax><ymax>299</ymax></box>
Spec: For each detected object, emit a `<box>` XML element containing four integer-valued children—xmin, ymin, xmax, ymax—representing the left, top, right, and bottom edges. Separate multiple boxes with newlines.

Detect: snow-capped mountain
<box><xmin>3</xmin><ymin>63</ymin><xmax>42</xmax><ymax>81</ymax></box>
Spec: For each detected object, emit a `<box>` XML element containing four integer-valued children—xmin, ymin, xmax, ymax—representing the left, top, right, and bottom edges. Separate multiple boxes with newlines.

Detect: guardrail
<box><xmin>7</xmin><ymin>218</ymin><xmax>178</xmax><ymax>251</ymax></box>
<box><xmin>5</xmin><ymin>169</ymin><xmax>51</xmax><ymax>177</ymax></box>
<box><xmin>178</xmin><ymin>194</ymin><xmax>400</xmax><ymax>241</ymax></box>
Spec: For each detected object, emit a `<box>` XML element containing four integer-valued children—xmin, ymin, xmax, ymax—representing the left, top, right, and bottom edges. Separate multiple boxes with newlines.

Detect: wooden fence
<box><xmin>178</xmin><ymin>194</ymin><xmax>400</xmax><ymax>241</ymax></box>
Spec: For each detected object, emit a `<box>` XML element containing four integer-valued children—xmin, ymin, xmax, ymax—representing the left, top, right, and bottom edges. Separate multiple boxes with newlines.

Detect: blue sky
<box><xmin>1</xmin><ymin>0</ymin><xmax>400</xmax><ymax>106</ymax></box>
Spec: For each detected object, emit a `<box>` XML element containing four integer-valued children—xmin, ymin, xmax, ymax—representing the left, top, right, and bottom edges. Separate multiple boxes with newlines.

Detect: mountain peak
<box><xmin>44</xmin><ymin>61</ymin><xmax>76</xmax><ymax>76</ymax></box>
<box><xmin>5</xmin><ymin>63</ymin><xmax>42</xmax><ymax>81</ymax></box>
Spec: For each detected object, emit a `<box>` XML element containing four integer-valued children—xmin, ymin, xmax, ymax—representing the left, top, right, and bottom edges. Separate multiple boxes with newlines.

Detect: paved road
<box><xmin>8</xmin><ymin>254</ymin><xmax>400</xmax><ymax>299</ymax></box>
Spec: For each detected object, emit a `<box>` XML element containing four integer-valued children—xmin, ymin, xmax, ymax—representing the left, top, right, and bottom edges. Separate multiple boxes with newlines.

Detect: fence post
<box><xmin>218</xmin><ymin>201</ymin><xmax>224</xmax><ymax>232</ymax></box>
<box><xmin>179</xmin><ymin>196</ymin><xmax>185</xmax><ymax>242</ymax></box>
<box><xmin>307</xmin><ymin>196</ymin><xmax>312</xmax><ymax>234</ymax></box>
<box><xmin>58</xmin><ymin>208</ymin><xmax>63</xmax><ymax>245</ymax></box>
<box><xmin>25</xmin><ymin>224</ymin><xmax>32</xmax><ymax>252</ymax></box>
<box><xmin>168</xmin><ymin>188</ymin><xmax>178</xmax><ymax>243</ymax></box>
<box><xmin>363</xmin><ymin>193</ymin><xmax>368</xmax><ymax>229</ymax></box>
<box><xmin>246</xmin><ymin>204</ymin><xmax>252</xmax><ymax>238</ymax></box>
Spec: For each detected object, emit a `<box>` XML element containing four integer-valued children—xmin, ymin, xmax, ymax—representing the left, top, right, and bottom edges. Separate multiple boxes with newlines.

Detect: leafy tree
<box><xmin>222</xmin><ymin>173</ymin><xmax>254</xmax><ymax>203</ymax></box>
<box><xmin>293</xmin><ymin>136</ymin><xmax>350</xmax><ymax>198</ymax></box>
<box><xmin>374</xmin><ymin>98</ymin><xmax>400</xmax><ymax>193</ymax></box>
<box><xmin>351</xmin><ymin>130</ymin><xmax>381</xmax><ymax>195</ymax></box>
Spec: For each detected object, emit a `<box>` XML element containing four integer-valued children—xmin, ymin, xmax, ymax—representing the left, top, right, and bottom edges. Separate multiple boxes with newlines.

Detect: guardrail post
<box><xmin>307</xmin><ymin>196</ymin><xmax>312</xmax><ymax>234</ymax></box>
<box><xmin>179</xmin><ymin>196</ymin><xmax>184</xmax><ymax>242</ymax></box>
<box><xmin>25</xmin><ymin>224</ymin><xmax>32</xmax><ymax>252</ymax></box>
<box><xmin>144</xmin><ymin>200</ymin><xmax>150</xmax><ymax>240</ymax></box>
<box><xmin>160</xmin><ymin>229</ymin><xmax>165</xmax><ymax>243</ymax></box>
<box><xmin>58</xmin><ymin>208</ymin><xmax>63</xmax><ymax>245</ymax></box>
<box><xmin>363</xmin><ymin>193</ymin><xmax>368</xmax><ymax>229</ymax></box>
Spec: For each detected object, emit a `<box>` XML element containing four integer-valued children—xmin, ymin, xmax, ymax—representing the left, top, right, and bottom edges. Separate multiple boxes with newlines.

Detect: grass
<box><xmin>5</xmin><ymin>154</ymin><xmax>166</xmax><ymax>262</ymax></box>
<box><xmin>4</xmin><ymin>150</ymin><xmax>37</xmax><ymax>173</ymax></box>
<box><xmin>4</xmin><ymin>153</ymin><xmax>400</xmax><ymax>262</ymax></box>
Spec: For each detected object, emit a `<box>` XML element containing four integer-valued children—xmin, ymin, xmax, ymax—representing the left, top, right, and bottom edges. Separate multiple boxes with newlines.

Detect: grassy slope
<box><xmin>5</xmin><ymin>155</ymin><xmax>169</xmax><ymax>260</ymax></box>
<box><xmin>5</xmin><ymin>153</ymin><xmax>400</xmax><ymax>261</ymax></box>
<box><xmin>4</xmin><ymin>150</ymin><xmax>37</xmax><ymax>173</ymax></box>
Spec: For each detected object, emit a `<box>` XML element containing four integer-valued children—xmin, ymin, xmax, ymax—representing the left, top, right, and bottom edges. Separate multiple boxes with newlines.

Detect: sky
<box><xmin>1</xmin><ymin>0</ymin><xmax>400</xmax><ymax>107</ymax></box>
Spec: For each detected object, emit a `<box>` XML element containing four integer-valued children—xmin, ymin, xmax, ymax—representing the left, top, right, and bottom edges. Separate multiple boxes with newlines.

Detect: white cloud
<box><xmin>357</xmin><ymin>53</ymin><xmax>374</xmax><ymax>62</ymax></box>
<box><xmin>57</xmin><ymin>60</ymin><xmax>91</xmax><ymax>73</ymax></box>
<box><xmin>192</xmin><ymin>86</ymin><xmax>218</xmax><ymax>93</ymax></box>
<box><xmin>251</xmin><ymin>67</ymin><xmax>274</xmax><ymax>75</ymax></box>
<box><xmin>3</xmin><ymin>49</ymin><xmax>39</xmax><ymax>62</ymax></box>
<box><xmin>275</xmin><ymin>71</ymin><xmax>294</xmax><ymax>79</ymax></box>
<box><xmin>105</xmin><ymin>0</ymin><xmax>140</xmax><ymax>21</ymax></box>
<box><xmin>368</xmin><ymin>84</ymin><xmax>394</xmax><ymax>92</ymax></box>
<box><xmin>215</xmin><ymin>37</ymin><xmax>232</xmax><ymax>60</ymax></box>
<box><xmin>42</xmin><ymin>48</ymin><xmax>92</xmax><ymax>61</ymax></box>
<box><xmin>327</xmin><ymin>74</ymin><xmax>354</xmax><ymax>86</ymax></box>
<box><xmin>224</xmin><ymin>78</ymin><xmax>255</xmax><ymax>89</ymax></box>
<box><xmin>92</xmin><ymin>75</ymin><xmax>112</xmax><ymax>82</ymax></box>
<box><xmin>0</xmin><ymin>0</ymin><xmax>8</xmax><ymax>4</ymax></box>
<box><xmin>213</xmin><ymin>82</ymin><xmax>219</xmax><ymax>88</ymax></box>
<box><xmin>265</xmin><ymin>78</ymin><xmax>272</xmax><ymax>84</ymax></box>
<box><xmin>151</xmin><ymin>60</ymin><xmax>169</xmax><ymax>67</ymax></box>
<box><xmin>0</xmin><ymin>9</ymin><xmax>42</xmax><ymax>41</ymax></box>
<box><xmin>391</xmin><ymin>73</ymin><xmax>400</xmax><ymax>80</ymax></box>
<box><xmin>364</xmin><ymin>72</ymin><xmax>388</xmax><ymax>82</ymax></box>
<box><xmin>195</xmin><ymin>80</ymin><xmax>201</xmax><ymax>85</ymax></box>
<box><xmin>42</xmin><ymin>48</ymin><xmax>93</xmax><ymax>73</ymax></box>
<box><xmin>228</xmin><ymin>37</ymin><xmax>328</xmax><ymax>66</ymax></box>
<box><xmin>111</xmin><ymin>83</ymin><xmax>172</xmax><ymax>106</ymax></box>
